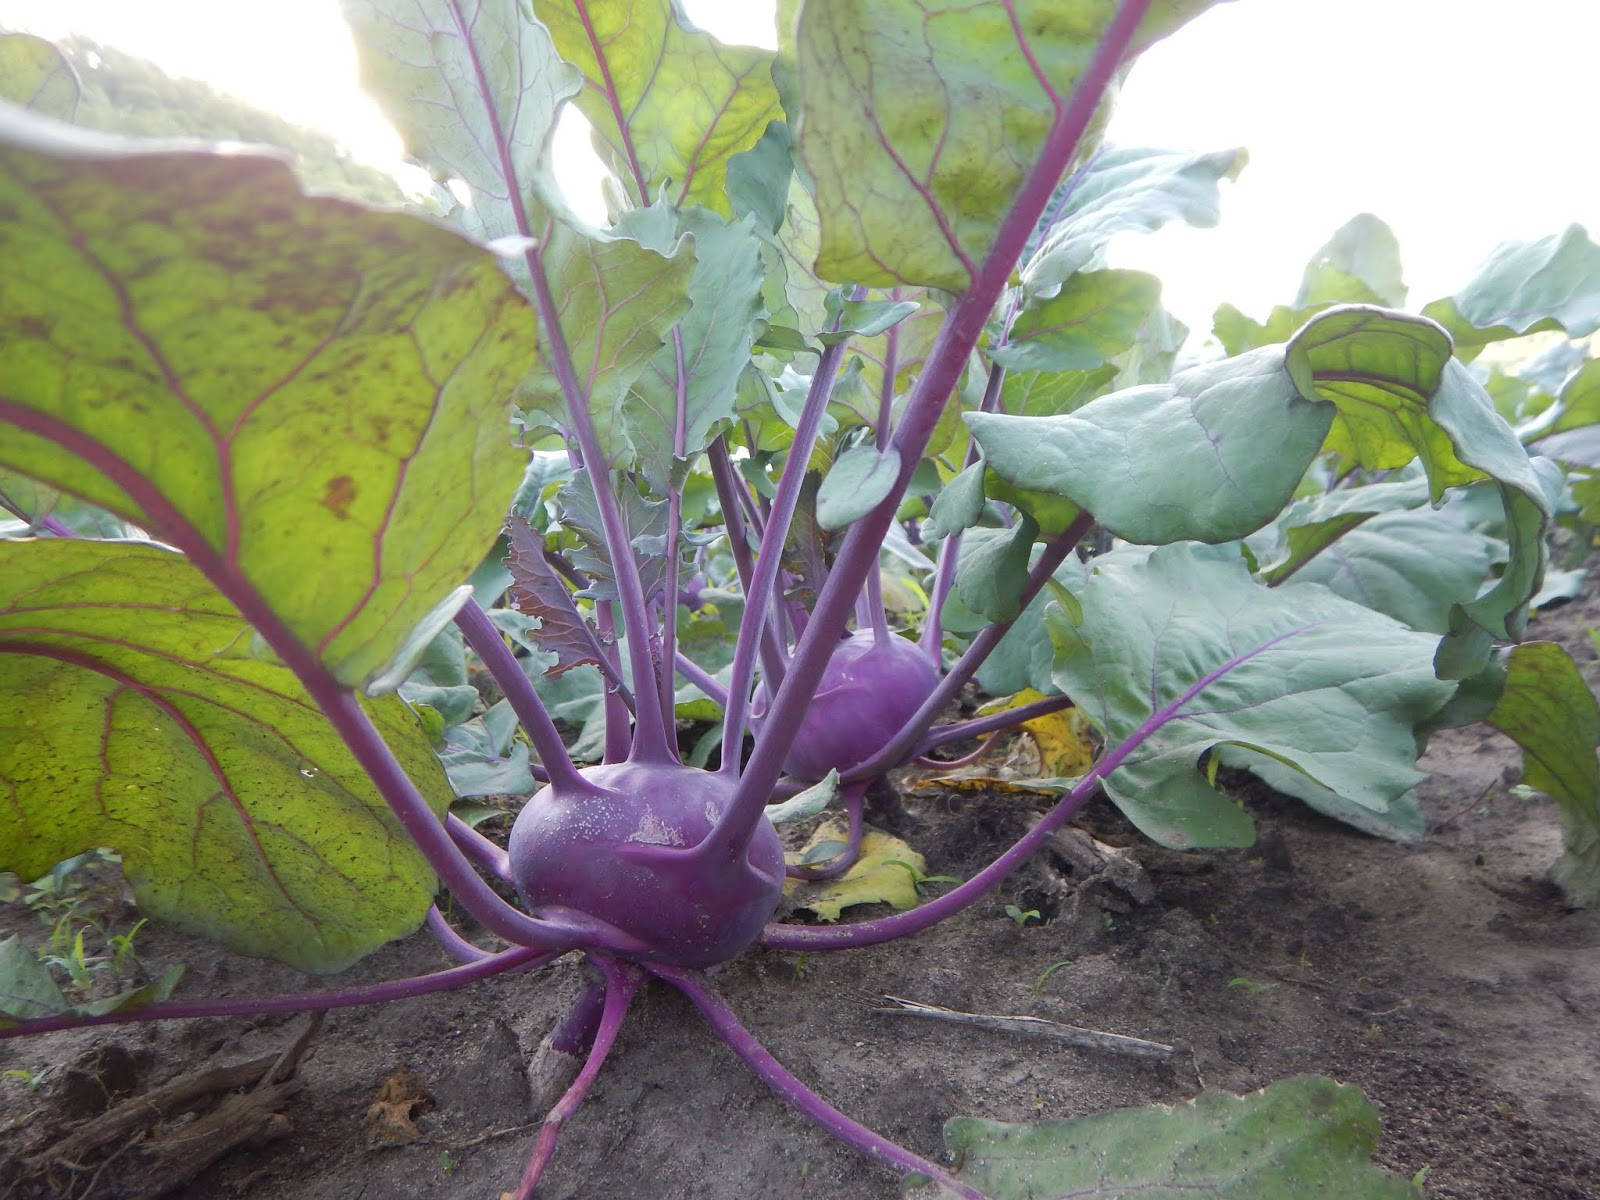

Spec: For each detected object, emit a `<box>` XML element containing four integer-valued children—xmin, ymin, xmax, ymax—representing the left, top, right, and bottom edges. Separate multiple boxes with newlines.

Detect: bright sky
<box><xmin>2</xmin><ymin>0</ymin><xmax>1595</xmax><ymax>342</ymax></box>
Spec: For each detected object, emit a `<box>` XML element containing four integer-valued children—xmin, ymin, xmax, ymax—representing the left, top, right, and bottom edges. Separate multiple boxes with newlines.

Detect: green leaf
<box><xmin>516</xmin><ymin>220</ymin><xmax>697</xmax><ymax>471</ymax></box>
<box><xmin>1048</xmin><ymin>544</ymin><xmax>1453</xmax><ymax>848</ymax></box>
<box><xmin>0</xmin><ymin>112</ymin><xmax>532</xmax><ymax>688</ymax></box>
<box><xmin>1285</xmin><ymin>306</ymin><xmax>1552</xmax><ymax>674</ymax></box>
<box><xmin>534</xmin><ymin>0</ymin><xmax>781</xmax><ymax>215</ymax></box>
<box><xmin>0</xmin><ymin>935</ymin><xmax>66</xmax><ymax>1022</ymax></box>
<box><xmin>1251</xmin><ymin>477</ymin><xmax>1430</xmax><ymax>585</ymax></box>
<box><xmin>790</xmin><ymin>1</ymin><xmax>1220</xmax><ymax>291</ymax></box>
<box><xmin>991</xmin><ymin>269</ymin><xmax>1161</xmax><ymax>373</ymax></box>
<box><xmin>0</xmin><ymin>540</ymin><xmax>453</xmax><ymax>973</ymax></box>
<box><xmin>1485</xmin><ymin>642</ymin><xmax>1600</xmax><ymax>905</ymax></box>
<box><xmin>970</xmin><ymin>347</ymin><xmax>1333</xmax><ymax>546</ymax></box>
<box><xmin>1220</xmin><ymin>747</ymin><xmax>1425</xmax><ymax>841</ymax></box>
<box><xmin>816</xmin><ymin>445</ymin><xmax>902</xmax><ymax>530</ymax></box>
<box><xmin>0</xmin><ymin>33</ymin><xmax>81</xmax><ymax>119</ymax></box>
<box><xmin>1022</xmin><ymin>144</ymin><xmax>1248</xmax><ymax>301</ymax></box>
<box><xmin>1295</xmin><ymin>213</ymin><xmax>1406</xmax><ymax>309</ymax></box>
<box><xmin>925</xmin><ymin>459</ymin><xmax>987</xmax><ymax>539</ymax></box>
<box><xmin>818</xmin><ymin>293</ymin><xmax>922</xmax><ymax>345</ymax></box>
<box><xmin>766</xmin><ymin>770</ymin><xmax>840</xmax><ymax>825</ymax></box>
<box><xmin>935</xmin><ymin>1075</ymin><xmax>1420</xmax><ymax>1200</ymax></box>
<box><xmin>1212</xmin><ymin>301</ymin><xmax>1313</xmax><ymax>357</ymax></box>
<box><xmin>727</xmin><ymin>120</ymin><xmax>794</xmax><ymax>236</ymax></box>
<box><xmin>625</xmin><ymin>205</ymin><xmax>767</xmax><ymax>486</ymax></box>
<box><xmin>1422</xmin><ymin>225</ymin><xmax>1600</xmax><ymax>360</ymax></box>
<box><xmin>954</xmin><ymin>517</ymin><xmax>1038</xmax><ymax>623</ymax></box>
<box><xmin>342</xmin><ymin>0</ymin><xmax>579</xmax><ymax>237</ymax></box>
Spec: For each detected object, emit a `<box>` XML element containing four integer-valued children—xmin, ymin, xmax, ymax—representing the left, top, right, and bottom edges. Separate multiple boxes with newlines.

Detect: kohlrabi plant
<box><xmin>3</xmin><ymin>1</ymin><xmax>1597</xmax><ymax>1197</ymax></box>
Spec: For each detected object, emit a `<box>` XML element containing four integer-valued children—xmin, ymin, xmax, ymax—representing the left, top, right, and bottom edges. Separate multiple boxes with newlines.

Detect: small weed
<box><xmin>2</xmin><ymin>1066</ymin><xmax>48</xmax><ymax>1092</ymax></box>
<box><xmin>1031</xmin><ymin>959</ymin><xmax>1074</xmax><ymax>996</ymax></box>
<box><xmin>1227</xmin><ymin>977</ymin><xmax>1278</xmax><ymax>997</ymax></box>
<box><xmin>1004</xmin><ymin>904</ymin><xmax>1042</xmax><ymax>928</ymax></box>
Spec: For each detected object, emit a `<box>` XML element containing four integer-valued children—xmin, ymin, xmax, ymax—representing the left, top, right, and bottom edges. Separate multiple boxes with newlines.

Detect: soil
<box><xmin>4</xmin><ymin>596</ymin><xmax>1600</xmax><ymax>1200</ymax></box>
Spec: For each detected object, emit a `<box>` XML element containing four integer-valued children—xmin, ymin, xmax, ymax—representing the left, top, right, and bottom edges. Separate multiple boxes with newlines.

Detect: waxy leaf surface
<box><xmin>969</xmin><ymin>346</ymin><xmax>1333</xmax><ymax>546</ymax></box>
<box><xmin>790</xmin><ymin>0</ymin><xmax>1218</xmax><ymax>291</ymax></box>
<box><xmin>1285</xmin><ymin>306</ymin><xmax>1551</xmax><ymax>674</ymax></box>
<box><xmin>0</xmin><ymin>116</ymin><xmax>533</xmax><ymax>687</ymax></box>
<box><xmin>0</xmin><ymin>540</ymin><xmax>453</xmax><ymax>973</ymax></box>
<box><xmin>534</xmin><ymin>0</ymin><xmax>780</xmax><ymax>214</ymax></box>
<box><xmin>936</xmin><ymin>1075</ymin><xmax>1419</xmax><ymax>1199</ymax></box>
<box><xmin>1048</xmin><ymin>544</ymin><xmax>1453</xmax><ymax>848</ymax></box>
<box><xmin>343</xmin><ymin>0</ymin><xmax>579</xmax><ymax>237</ymax></box>
<box><xmin>1485</xmin><ymin>642</ymin><xmax>1600</xmax><ymax>905</ymax></box>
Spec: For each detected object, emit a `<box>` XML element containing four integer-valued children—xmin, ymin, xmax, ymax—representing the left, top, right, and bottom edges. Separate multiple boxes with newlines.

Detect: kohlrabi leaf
<box><xmin>1251</xmin><ymin>477</ymin><xmax>1432</xmax><ymax>585</ymax></box>
<box><xmin>516</xmin><ymin>220</ymin><xmax>696</xmax><ymax>468</ymax></box>
<box><xmin>0</xmin><ymin>112</ymin><xmax>532</xmax><ymax>688</ymax></box>
<box><xmin>816</xmin><ymin>445</ymin><xmax>901</xmax><ymax>530</ymax></box>
<box><xmin>727</xmin><ymin>119</ymin><xmax>794</xmax><ymax>236</ymax></box>
<box><xmin>989</xmin><ymin>269</ymin><xmax>1161</xmax><ymax>373</ymax></box>
<box><xmin>954</xmin><ymin>517</ymin><xmax>1038</xmax><ymax>623</ymax></box>
<box><xmin>1021</xmin><ymin>144</ymin><xmax>1247</xmax><ymax>301</ymax></box>
<box><xmin>998</xmin><ymin>362</ymin><xmax>1119</xmax><ymax>418</ymax></box>
<box><xmin>1284</xmin><ymin>306</ymin><xmax>1551</xmax><ymax>675</ymax></box>
<box><xmin>533</xmin><ymin>0</ymin><xmax>780</xmax><ymax>214</ymax></box>
<box><xmin>1219</xmin><ymin>747</ymin><xmax>1426</xmax><ymax>841</ymax></box>
<box><xmin>0</xmin><ymin>33</ymin><xmax>80</xmax><ymax>118</ymax></box>
<box><xmin>505</xmin><ymin>515</ymin><xmax>607</xmax><ymax>676</ymax></box>
<box><xmin>933</xmin><ymin>1076</ymin><xmax>1420</xmax><ymax>1200</ymax></box>
<box><xmin>1484</xmin><ymin>642</ymin><xmax>1600</xmax><ymax>906</ymax></box>
<box><xmin>0</xmin><ymin>540</ymin><xmax>453</xmax><ymax>973</ymax></box>
<box><xmin>924</xmin><ymin>459</ymin><xmax>987</xmax><ymax>539</ymax></box>
<box><xmin>1422</xmin><ymin>224</ymin><xmax>1600</xmax><ymax>360</ymax></box>
<box><xmin>624</xmin><ymin>205</ymin><xmax>767</xmax><ymax>486</ymax></box>
<box><xmin>819</xmin><ymin>291</ymin><xmax>922</xmax><ymax>344</ymax></box>
<box><xmin>1273</xmin><ymin>508</ymin><xmax>1502</xmax><ymax>635</ymax></box>
<box><xmin>555</xmin><ymin>470</ymin><xmax>677</xmax><ymax>603</ymax></box>
<box><xmin>341</xmin><ymin>0</ymin><xmax>579</xmax><ymax>237</ymax></box>
<box><xmin>1047</xmin><ymin>544</ymin><xmax>1453</xmax><ymax>849</ymax></box>
<box><xmin>789</xmin><ymin>0</ymin><xmax>1219</xmax><ymax>291</ymax></box>
<box><xmin>969</xmin><ymin>346</ymin><xmax>1333</xmax><ymax>545</ymax></box>
<box><xmin>1211</xmin><ymin>301</ymin><xmax>1312</xmax><ymax>357</ymax></box>
<box><xmin>1294</xmin><ymin>212</ymin><xmax>1407</xmax><ymax>309</ymax></box>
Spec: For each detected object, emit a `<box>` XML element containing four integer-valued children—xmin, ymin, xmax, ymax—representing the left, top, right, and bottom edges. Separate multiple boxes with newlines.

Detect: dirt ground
<box><xmin>4</xmin><ymin>596</ymin><xmax>1600</xmax><ymax>1200</ymax></box>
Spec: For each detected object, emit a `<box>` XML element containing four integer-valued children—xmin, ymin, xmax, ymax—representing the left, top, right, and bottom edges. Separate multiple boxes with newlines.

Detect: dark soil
<box><xmin>4</xmin><ymin>597</ymin><xmax>1599</xmax><ymax>1200</ymax></box>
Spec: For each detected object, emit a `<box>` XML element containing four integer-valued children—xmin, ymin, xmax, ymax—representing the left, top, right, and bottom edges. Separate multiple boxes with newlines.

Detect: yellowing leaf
<box><xmin>788</xmin><ymin>825</ymin><xmax>926</xmax><ymax>921</ymax></box>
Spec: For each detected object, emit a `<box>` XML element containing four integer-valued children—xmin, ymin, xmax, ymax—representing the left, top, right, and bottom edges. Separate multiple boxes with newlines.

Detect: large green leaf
<box><xmin>969</xmin><ymin>347</ymin><xmax>1333</xmax><ymax>546</ymax></box>
<box><xmin>0</xmin><ymin>540</ymin><xmax>453</xmax><ymax>973</ymax></box>
<box><xmin>1047</xmin><ymin>544</ymin><xmax>1453</xmax><ymax>848</ymax></box>
<box><xmin>0</xmin><ymin>33</ymin><xmax>80</xmax><ymax>118</ymax></box>
<box><xmin>0</xmin><ymin>111</ymin><xmax>532</xmax><ymax>687</ymax></box>
<box><xmin>789</xmin><ymin>0</ymin><xmax>1219</xmax><ymax>291</ymax></box>
<box><xmin>342</xmin><ymin>0</ymin><xmax>579</xmax><ymax>238</ymax></box>
<box><xmin>515</xmin><ymin>219</ymin><xmax>697</xmax><ymax>469</ymax></box>
<box><xmin>1285</xmin><ymin>306</ymin><xmax>1551</xmax><ymax>675</ymax></box>
<box><xmin>1422</xmin><ymin>224</ymin><xmax>1600</xmax><ymax>361</ymax></box>
<box><xmin>624</xmin><ymin>205</ymin><xmax>767</xmax><ymax>486</ymax></box>
<box><xmin>931</xmin><ymin>1076</ymin><xmax>1419</xmax><ymax>1199</ymax></box>
<box><xmin>989</xmin><ymin>269</ymin><xmax>1161</xmax><ymax>374</ymax></box>
<box><xmin>1021</xmin><ymin>144</ymin><xmax>1247</xmax><ymax>302</ymax></box>
<box><xmin>1485</xmin><ymin>642</ymin><xmax>1600</xmax><ymax>906</ymax></box>
<box><xmin>533</xmin><ymin>0</ymin><xmax>781</xmax><ymax>215</ymax></box>
<box><xmin>1294</xmin><ymin>212</ymin><xmax>1406</xmax><ymax>309</ymax></box>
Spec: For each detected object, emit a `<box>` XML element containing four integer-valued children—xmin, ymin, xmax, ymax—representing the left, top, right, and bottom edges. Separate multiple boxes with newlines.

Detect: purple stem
<box><xmin>915</xmin><ymin>730</ymin><xmax>1004</xmax><ymax>769</ymax></box>
<box><xmin>719</xmin><ymin>0</ymin><xmax>1151</xmax><ymax>846</ymax></box>
<box><xmin>659</xmin><ymin>329</ymin><xmax>691</xmax><ymax>727</ymax></box>
<box><xmin>595</xmin><ymin>604</ymin><xmax>633</xmax><ymax>765</ymax></box>
<box><xmin>512</xmin><ymin>957</ymin><xmax>643</xmax><ymax>1199</ymax></box>
<box><xmin>0</xmin><ymin>490</ymin><xmax>74</xmax><ymax>537</ymax></box>
<box><xmin>877</xmin><ymin>289</ymin><xmax>901</xmax><ymax>448</ymax></box>
<box><xmin>719</xmin><ymin>337</ymin><xmax>850</xmax><ymax>777</ymax></box>
<box><xmin>764</xmin><ymin>621</ymin><xmax>1316</xmax><ymax>951</ymax></box>
<box><xmin>922</xmin><ymin>361</ymin><xmax>1008</xmax><ymax>662</ymax></box>
<box><xmin>0</xmin><ymin>945</ymin><xmax>556</xmax><ymax>1041</ymax></box>
<box><xmin>548</xmin><ymin>972</ymin><xmax>608</xmax><ymax>1056</ymax></box>
<box><xmin>456</xmin><ymin>599</ymin><xmax>593</xmax><ymax>795</ymax></box>
<box><xmin>445</xmin><ymin>812</ymin><xmax>512</xmax><ymax>880</ymax></box>
<box><xmin>785</xmin><ymin>781</ymin><xmax>867</xmax><ymax>882</ymax></box>
<box><xmin>674</xmin><ymin>650</ymin><xmax>729</xmax><ymax>707</ymax></box>
<box><xmin>841</xmin><ymin>517</ymin><xmax>1090</xmax><ymax>784</ymax></box>
<box><xmin>426</xmin><ymin>904</ymin><xmax>496</xmax><ymax>963</ymax></box>
<box><xmin>650</xmin><ymin>964</ymin><xmax>985</xmax><ymax>1200</ymax></box>
<box><xmin>916</xmin><ymin>693</ymin><xmax>1076</xmax><ymax>756</ymax></box>
<box><xmin>707</xmin><ymin>439</ymin><xmax>789</xmax><ymax>691</ymax></box>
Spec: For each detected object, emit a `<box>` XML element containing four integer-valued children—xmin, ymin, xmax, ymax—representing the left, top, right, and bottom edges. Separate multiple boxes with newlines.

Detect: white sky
<box><xmin>2</xmin><ymin>0</ymin><xmax>1595</xmax><ymax>341</ymax></box>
